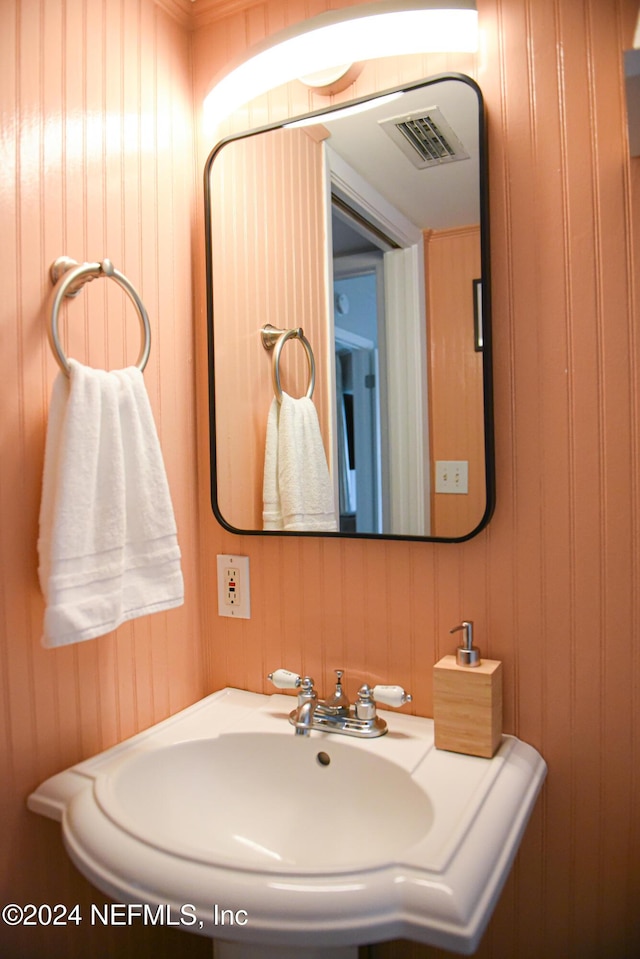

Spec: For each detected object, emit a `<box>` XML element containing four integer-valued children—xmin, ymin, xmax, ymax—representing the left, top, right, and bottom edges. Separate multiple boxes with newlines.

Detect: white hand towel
<box><xmin>262</xmin><ymin>392</ymin><xmax>337</xmax><ymax>532</ymax></box>
<box><xmin>38</xmin><ymin>359</ymin><xmax>184</xmax><ymax>647</ymax></box>
<box><xmin>262</xmin><ymin>398</ymin><xmax>283</xmax><ymax>530</ymax></box>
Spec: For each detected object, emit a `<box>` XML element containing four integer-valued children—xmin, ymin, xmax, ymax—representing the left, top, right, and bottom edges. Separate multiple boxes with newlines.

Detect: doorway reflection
<box><xmin>334</xmin><ymin>269</ymin><xmax>382</xmax><ymax>534</ymax></box>
<box><xmin>332</xmin><ymin>196</ymin><xmax>392</xmax><ymax>534</ymax></box>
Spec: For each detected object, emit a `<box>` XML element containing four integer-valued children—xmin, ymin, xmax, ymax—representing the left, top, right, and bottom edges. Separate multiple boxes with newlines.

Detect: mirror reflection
<box><xmin>205</xmin><ymin>74</ymin><xmax>494</xmax><ymax>541</ymax></box>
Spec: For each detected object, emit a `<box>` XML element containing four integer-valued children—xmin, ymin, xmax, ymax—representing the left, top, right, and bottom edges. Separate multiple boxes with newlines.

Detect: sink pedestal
<box><xmin>214</xmin><ymin>942</ymin><xmax>358</xmax><ymax>958</ymax></box>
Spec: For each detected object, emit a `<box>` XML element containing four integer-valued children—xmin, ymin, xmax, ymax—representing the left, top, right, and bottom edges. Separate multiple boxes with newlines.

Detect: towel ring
<box><xmin>48</xmin><ymin>256</ymin><xmax>151</xmax><ymax>377</ymax></box>
<box><xmin>260</xmin><ymin>324</ymin><xmax>316</xmax><ymax>403</ymax></box>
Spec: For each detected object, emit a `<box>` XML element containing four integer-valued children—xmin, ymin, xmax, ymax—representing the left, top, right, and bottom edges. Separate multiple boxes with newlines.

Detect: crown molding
<box><xmin>154</xmin><ymin>0</ymin><xmax>267</xmax><ymax>31</ymax></box>
<box><xmin>190</xmin><ymin>0</ymin><xmax>264</xmax><ymax>29</ymax></box>
<box><xmin>154</xmin><ymin>0</ymin><xmax>194</xmax><ymax>28</ymax></box>
<box><xmin>425</xmin><ymin>224</ymin><xmax>480</xmax><ymax>241</ymax></box>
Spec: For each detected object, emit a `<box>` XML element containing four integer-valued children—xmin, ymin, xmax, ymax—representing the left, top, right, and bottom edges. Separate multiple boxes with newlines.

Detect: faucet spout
<box><xmin>293</xmin><ymin>699</ymin><xmax>316</xmax><ymax>736</ymax></box>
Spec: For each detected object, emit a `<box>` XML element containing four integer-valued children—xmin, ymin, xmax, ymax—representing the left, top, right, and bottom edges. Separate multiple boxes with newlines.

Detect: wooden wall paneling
<box><xmin>193</xmin><ymin>0</ymin><xmax>640</xmax><ymax>956</ymax></box>
<box><xmin>0</xmin><ymin>2</ymin><xmax>207</xmax><ymax>956</ymax></box>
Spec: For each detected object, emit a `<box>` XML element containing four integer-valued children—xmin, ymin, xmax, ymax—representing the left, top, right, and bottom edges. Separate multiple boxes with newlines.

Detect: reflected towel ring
<box><xmin>260</xmin><ymin>323</ymin><xmax>316</xmax><ymax>403</ymax></box>
<box><xmin>48</xmin><ymin>256</ymin><xmax>151</xmax><ymax>377</ymax></box>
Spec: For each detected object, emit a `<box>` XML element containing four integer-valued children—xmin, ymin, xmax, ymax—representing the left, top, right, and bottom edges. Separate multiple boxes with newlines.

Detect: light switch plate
<box><xmin>435</xmin><ymin>461</ymin><xmax>469</xmax><ymax>494</ymax></box>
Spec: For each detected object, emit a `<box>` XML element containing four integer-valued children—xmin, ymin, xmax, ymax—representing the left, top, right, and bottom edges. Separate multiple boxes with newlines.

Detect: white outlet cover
<box><xmin>216</xmin><ymin>554</ymin><xmax>251</xmax><ymax>619</ymax></box>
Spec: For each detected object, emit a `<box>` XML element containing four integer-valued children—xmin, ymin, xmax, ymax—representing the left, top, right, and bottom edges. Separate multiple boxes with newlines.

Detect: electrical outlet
<box><xmin>435</xmin><ymin>460</ymin><xmax>469</xmax><ymax>494</ymax></box>
<box><xmin>217</xmin><ymin>555</ymin><xmax>250</xmax><ymax>619</ymax></box>
<box><xmin>225</xmin><ymin>566</ymin><xmax>241</xmax><ymax>606</ymax></box>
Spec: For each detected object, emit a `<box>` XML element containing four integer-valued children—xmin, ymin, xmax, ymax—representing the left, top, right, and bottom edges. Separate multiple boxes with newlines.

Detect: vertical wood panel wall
<box><xmin>426</xmin><ymin>225</ymin><xmax>485</xmax><ymax>537</ymax></box>
<box><xmin>1</xmin><ymin>0</ymin><xmax>638</xmax><ymax>958</ymax></box>
<box><xmin>0</xmin><ymin>2</ymin><xmax>207</xmax><ymax>957</ymax></box>
<box><xmin>193</xmin><ymin>1</ymin><xmax>640</xmax><ymax>957</ymax></box>
<box><xmin>210</xmin><ymin>127</ymin><xmax>331</xmax><ymax>530</ymax></box>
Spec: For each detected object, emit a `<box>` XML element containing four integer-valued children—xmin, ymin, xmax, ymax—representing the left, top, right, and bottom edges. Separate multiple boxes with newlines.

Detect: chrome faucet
<box><xmin>292</xmin><ymin>676</ymin><xmax>318</xmax><ymax>736</ymax></box>
<box><xmin>268</xmin><ymin>668</ymin><xmax>412</xmax><ymax>738</ymax></box>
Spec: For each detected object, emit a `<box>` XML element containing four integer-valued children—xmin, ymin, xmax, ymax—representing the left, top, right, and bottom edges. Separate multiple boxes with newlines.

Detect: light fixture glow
<box><xmin>203</xmin><ymin>1</ymin><xmax>478</xmax><ymax>133</ymax></box>
<box><xmin>284</xmin><ymin>91</ymin><xmax>404</xmax><ymax>128</ymax></box>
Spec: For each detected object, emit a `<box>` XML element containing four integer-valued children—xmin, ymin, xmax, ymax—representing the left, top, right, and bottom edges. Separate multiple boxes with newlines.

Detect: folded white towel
<box><xmin>263</xmin><ymin>392</ymin><xmax>337</xmax><ymax>532</ymax></box>
<box><xmin>38</xmin><ymin>359</ymin><xmax>184</xmax><ymax>647</ymax></box>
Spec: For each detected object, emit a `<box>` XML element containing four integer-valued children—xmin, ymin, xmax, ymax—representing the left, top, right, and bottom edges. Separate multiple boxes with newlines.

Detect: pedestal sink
<box><xmin>28</xmin><ymin>687</ymin><xmax>546</xmax><ymax>955</ymax></box>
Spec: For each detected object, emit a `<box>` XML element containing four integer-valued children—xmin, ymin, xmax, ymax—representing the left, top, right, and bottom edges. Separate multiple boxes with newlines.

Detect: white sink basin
<box><xmin>28</xmin><ymin>688</ymin><xmax>546</xmax><ymax>954</ymax></box>
<box><xmin>98</xmin><ymin>732</ymin><xmax>433</xmax><ymax>873</ymax></box>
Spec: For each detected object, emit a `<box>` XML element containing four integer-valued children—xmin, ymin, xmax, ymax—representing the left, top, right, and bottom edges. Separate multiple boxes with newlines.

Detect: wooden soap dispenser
<box><xmin>433</xmin><ymin>621</ymin><xmax>503</xmax><ymax>758</ymax></box>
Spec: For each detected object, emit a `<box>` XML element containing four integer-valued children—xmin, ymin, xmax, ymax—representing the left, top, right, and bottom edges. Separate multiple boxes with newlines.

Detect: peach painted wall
<box><xmin>193</xmin><ymin>2</ymin><xmax>640</xmax><ymax>958</ymax></box>
<box><xmin>0</xmin><ymin>1</ymin><xmax>208</xmax><ymax>957</ymax></box>
<box><xmin>1</xmin><ymin>0</ymin><xmax>638</xmax><ymax>958</ymax></box>
<box><xmin>426</xmin><ymin>224</ymin><xmax>485</xmax><ymax>537</ymax></box>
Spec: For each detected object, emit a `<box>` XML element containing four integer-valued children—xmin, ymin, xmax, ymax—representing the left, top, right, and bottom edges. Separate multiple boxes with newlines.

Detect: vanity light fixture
<box><xmin>203</xmin><ymin>0</ymin><xmax>478</xmax><ymax>132</ymax></box>
<box><xmin>299</xmin><ymin>63</ymin><xmax>365</xmax><ymax>95</ymax></box>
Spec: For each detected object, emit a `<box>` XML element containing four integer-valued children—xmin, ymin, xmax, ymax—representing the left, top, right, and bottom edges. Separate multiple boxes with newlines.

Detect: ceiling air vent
<box><xmin>379</xmin><ymin>106</ymin><xmax>469</xmax><ymax>170</ymax></box>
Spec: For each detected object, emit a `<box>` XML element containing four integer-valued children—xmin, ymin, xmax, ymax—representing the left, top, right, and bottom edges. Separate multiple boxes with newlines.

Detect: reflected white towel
<box><xmin>38</xmin><ymin>359</ymin><xmax>184</xmax><ymax>647</ymax></box>
<box><xmin>263</xmin><ymin>393</ymin><xmax>337</xmax><ymax>532</ymax></box>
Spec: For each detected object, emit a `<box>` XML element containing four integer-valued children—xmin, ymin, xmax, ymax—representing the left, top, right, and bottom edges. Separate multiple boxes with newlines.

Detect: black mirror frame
<box><xmin>204</xmin><ymin>73</ymin><xmax>495</xmax><ymax>543</ymax></box>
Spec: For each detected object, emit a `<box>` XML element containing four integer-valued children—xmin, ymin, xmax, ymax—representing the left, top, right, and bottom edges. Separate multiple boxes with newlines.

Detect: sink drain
<box><xmin>316</xmin><ymin>751</ymin><xmax>331</xmax><ymax>767</ymax></box>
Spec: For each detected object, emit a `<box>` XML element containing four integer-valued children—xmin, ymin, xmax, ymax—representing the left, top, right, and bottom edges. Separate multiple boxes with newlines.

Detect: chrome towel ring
<box><xmin>48</xmin><ymin>256</ymin><xmax>151</xmax><ymax>377</ymax></box>
<box><xmin>260</xmin><ymin>323</ymin><xmax>316</xmax><ymax>403</ymax></box>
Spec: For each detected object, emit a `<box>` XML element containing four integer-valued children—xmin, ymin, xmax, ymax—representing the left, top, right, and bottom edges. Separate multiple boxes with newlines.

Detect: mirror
<box><xmin>205</xmin><ymin>73</ymin><xmax>494</xmax><ymax>541</ymax></box>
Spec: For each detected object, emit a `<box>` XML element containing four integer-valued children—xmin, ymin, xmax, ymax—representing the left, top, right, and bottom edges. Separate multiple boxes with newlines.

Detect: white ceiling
<box><xmin>322</xmin><ymin>77</ymin><xmax>481</xmax><ymax>235</ymax></box>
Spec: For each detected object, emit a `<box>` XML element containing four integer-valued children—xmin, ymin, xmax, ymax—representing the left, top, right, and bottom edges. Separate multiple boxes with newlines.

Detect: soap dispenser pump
<box><xmin>433</xmin><ymin>620</ymin><xmax>503</xmax><ymax>758</ymax></box>
<box><xmin>451</xmin><ymin>620</ymin><xmax>480</xmax><ymax>666</ymax></box>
